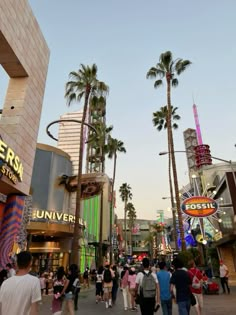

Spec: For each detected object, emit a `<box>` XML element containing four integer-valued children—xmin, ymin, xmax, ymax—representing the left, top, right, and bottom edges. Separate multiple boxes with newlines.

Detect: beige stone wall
<box><xmin>0</xmin><ymin>0</ymin><xmax>49</xmax><ymax>195</ymax></box>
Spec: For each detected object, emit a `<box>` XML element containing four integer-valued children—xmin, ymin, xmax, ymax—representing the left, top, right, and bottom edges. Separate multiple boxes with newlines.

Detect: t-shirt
<box><xmin>96</xmin><ymin>274</ymin><xmax>103</xmax><ymax>283</ymax></box>
<box><xmin>103</xmin><ymin>269</ymin><xmax>114</xmax><ymax>288</ymax></box>
<box><xmin>157</xmin><ymin>270</ymin><xmax>171</xmax><ymax>300</ymax></box>
<box><xmin>128</xmin><ymin>274</ymin><xmax>137</xmax><ymax>289</ymax></box>
<box><xmin>170</xmin><ymin>269</ymin><xmax>191</xmax><ymax>303</ymax></box>
<box><xmin>7</xmin><ymin>268</ymin><xmax>16</xmax><ymax>278</ymax></box>
<box><xmin>220</xmin><ymin>264</ymin><xmax>228</xmax><ymax>278</ymax></box>
<box><xmin>188</xmin><ymin>267</ymin><xmax>203</xmax><ymax>294</ymax></box>
<box><xmin>0</xmin><ymin>274</ymin><xmax>41</xmax><ymax>315</ymax></box>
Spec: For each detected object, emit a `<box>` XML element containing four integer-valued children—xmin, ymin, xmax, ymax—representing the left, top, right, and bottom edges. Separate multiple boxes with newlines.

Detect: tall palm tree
<box><xmin>106</xmin><ymin>136</ymin><xmax>126</xmax><ymax>263</ymax></box>
<box><xmin>153</xmin><ymin>105</ymin><xmax>180</xmax><ymax>250</ymax></box>
<box><xmin>126</xmin><ymin>202</ymin><xmax>136</xmax><ymax>255</ymax></box>
<box><xmin>147</xmin><ymin>51</ymin><xmax>191</xmax><ymax>251</ymax></box>
<box><xmin>65</xmin><ymin>64</ymin><xmax>109</xmax><ymax>263</ymax></box>
<box><xmin>119</xmin><ymin>183</ymin><xmax>132</xmax><ymax>255</ymax></box>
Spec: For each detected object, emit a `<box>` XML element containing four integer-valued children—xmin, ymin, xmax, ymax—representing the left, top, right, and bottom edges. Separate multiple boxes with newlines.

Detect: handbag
<box><xmin>190</xmin><ymin>292</ymin><xmax>196</xmax><ymax>306</ymax></box>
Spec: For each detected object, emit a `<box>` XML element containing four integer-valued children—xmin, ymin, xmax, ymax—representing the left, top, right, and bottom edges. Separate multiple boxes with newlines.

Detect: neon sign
<box><xmin>181</xmin><ymin>196</ymin><xmax>218</xmax><ymax>218</ymax></box>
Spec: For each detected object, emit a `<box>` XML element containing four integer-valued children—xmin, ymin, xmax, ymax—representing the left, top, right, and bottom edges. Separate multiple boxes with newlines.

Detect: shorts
<box><xmin>65</xmin><ymin>292</ymin><xmax>74</xmax><ymax>300</ymax></box>
<box><xmin>103</xmin><ymin>286</ymin><xmax>112</xmax><ymax>293</ymax></box>
<box><xmin>193</xmin><ymin>293</ymin><xmax>203</xmax><ymax>308</ymax></box>
<box><xmin>129</xmin><ymin>288</ymin><xmax>136</xmax><ymax>297</ymax></box>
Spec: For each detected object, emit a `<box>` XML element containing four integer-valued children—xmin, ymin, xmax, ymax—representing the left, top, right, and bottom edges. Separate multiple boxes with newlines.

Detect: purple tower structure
<box><xmin>193</xmin><ymin>104</ymin><xmax>212</xmax><ymax>168</ymax></box>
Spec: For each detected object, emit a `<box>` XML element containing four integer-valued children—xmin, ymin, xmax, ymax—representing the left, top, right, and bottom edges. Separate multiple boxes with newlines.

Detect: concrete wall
<box><xmin>0</xmin><ymin>0</ymin><xmax>49</xmax><ymax>195</ymax></box>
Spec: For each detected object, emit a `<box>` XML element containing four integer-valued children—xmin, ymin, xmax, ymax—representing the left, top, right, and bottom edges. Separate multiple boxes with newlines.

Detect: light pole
<box><xmin>162</xmin><ymin>197</ymin><xmax>178</xmax><ymax>250</ymax></box>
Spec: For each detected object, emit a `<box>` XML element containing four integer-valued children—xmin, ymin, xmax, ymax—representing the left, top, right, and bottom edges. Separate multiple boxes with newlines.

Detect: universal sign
<box><xmin>31</xmin><ymin>209</ymin><xmax>86</xmax><ymax>227</ymax></box>
<box><xmin>181</xmin><ymin>196</ymin><xmax>218</xmax><ymax>218</ymax></box>
<box><xmin>0</xmin><ymin>138</ymin><xmax>23</xmax><ymax>184</ymax></box>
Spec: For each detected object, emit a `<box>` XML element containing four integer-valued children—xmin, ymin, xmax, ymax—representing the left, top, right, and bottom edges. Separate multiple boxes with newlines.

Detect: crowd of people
<box><xmin>0</xmin><ymin>250</ymin><xmax>231</xmax><ymax>315</ymax></box>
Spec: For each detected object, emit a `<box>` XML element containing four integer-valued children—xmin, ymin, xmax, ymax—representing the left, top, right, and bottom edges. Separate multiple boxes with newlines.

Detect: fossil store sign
<box><xmin>0</xmin><ymin>138</ymin><xmax>23</xmax><ymax>184</ymax></box>
<box><xmin>31</xmin><ymin>209</ymin><xmax>86</xmax><ymax>226</ymax></box>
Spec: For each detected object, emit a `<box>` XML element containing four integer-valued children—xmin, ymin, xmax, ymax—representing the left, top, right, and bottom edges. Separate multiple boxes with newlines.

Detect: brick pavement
<box><xmin>39</xmin><ymin>284</ymin><xmax>236</xmax><ymax>315</ymax></box>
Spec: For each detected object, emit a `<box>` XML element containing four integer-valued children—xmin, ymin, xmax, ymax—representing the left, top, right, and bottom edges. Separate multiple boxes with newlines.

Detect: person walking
<box><xmin>157</xmin><ymin>261</ymin><xmax>172</xmax><ymax>315</ymax></box>
<box><xmin>188</xmin><ymin>260</ymin><xmax>203</xmax><ymax>315</ymax></box>
<box><xmin>39</xmin><ymin>272</ymin><xmax>46</xmax><ymax>296</ymax></box>
<box><xmin>103</xmin><ymin>263</ymin><xmax>114</xmax><ymax>309</ymax></box>
<box><xmin>83</xmin><ymin>267</ymin><xmax>89</xmax><ymax>288</ymax></box>
<box><xmin>121</xmin><ymin>265</ymin><xmax>131</xmax><ymax>311</ymax></box>
<box><xmin>128</xmin><ymin>267</ymin><xmax>137</xmax><ymax>311</ymax></box>
<box><xmin>111</xmin><ymin>265</ymin><xmax>119</xmax><ymax>305</ymax></box>
<box><xmin>95</xmin><ymin>266</ymin><xmax>104</xmax><ymax>303</ymax></box>
<box><xmin>63</xmin><ymin>264</ymin><xmax>79</xmax><ymax>315</ymax></box>
<box><xmin>0</xmin><ymin>251</ymin><xmax>41</xmax><ymax>315</ymax></box>
<box><xmin>135</xmin><ymin>257</ymin><xmax>160</xmax><ymax>315</ymax></box>
<box><xmin>52</xmin><ymin>266</ymin><xmax>66</xmax><ymax>315</ymax></box>
<box><xmin>170</xmin><ymin>257</ymin><xmax>191</xmax><ymax>315</ymax></box>
<box><xmin>219</xmin><ymin>260</ymin><xmax>230</xmax><ymax>294</ymax></box>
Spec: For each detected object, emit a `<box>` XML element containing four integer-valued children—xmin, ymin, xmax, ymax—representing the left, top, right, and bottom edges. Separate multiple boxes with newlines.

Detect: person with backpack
<box><xmin>103</xmin><ymin>263</ymin><xmax>114</xmax><ymax>309</ymax></box>
<box><xmin>135</xmin><ymin>258</ymin><xmax>160</xmax><ymax>315</ymax></box>
<box><xmin>188</xmin><ymin>260</ymin><xmax>203</xmax><ymax>315</ymax></box>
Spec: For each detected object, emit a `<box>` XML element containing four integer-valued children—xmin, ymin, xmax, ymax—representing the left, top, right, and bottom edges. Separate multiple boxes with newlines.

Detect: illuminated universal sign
<box><xmin>181</xmin><ymin>196</ymin><xmax>218</xmax><ymax>218</ymax></box>
<box><xmin>31</xmin><ymin>209</ymin><xmax>86</xmax><ymax>227</ymax></box>
<box><xmin>0</xmin><ymin>138</ymin><xmax>23</xmax><ymax>184</ymax></box>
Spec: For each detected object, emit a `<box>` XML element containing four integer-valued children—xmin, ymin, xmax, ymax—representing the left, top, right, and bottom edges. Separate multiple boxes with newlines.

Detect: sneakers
<box><xmin>131</xmin><ymin>308</ymin><xmax>136</xmax><ymax>312</ymax></box>
<box><xmin>96</xmin><ymin>300</ymin><xmax>98</xmax><ymax>304</ymax></box>
<box><xmin>124</xmin><ymin>307</ymin><xmax>128</xmax><ymax>311</ymax></box>
<box><xmin>105</xmin><ymin>302</ymin><xmax>109</xmax><ymax>309</ymax></box>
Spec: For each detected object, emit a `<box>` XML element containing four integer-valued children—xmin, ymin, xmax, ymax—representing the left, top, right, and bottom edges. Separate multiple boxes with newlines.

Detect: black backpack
<box><xmin>103</xmin><ymin>269</ymin><xmax>112</xmax><ymax>283</ymax></box>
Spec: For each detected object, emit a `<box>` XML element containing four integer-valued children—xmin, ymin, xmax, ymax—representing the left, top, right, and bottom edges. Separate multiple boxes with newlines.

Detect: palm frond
<box><xmin>146</xmin><ymin>67</ymin><xmax>158</xmax><ymax>79</ymax></box>
<box><xmin>175</xmin><ymin>59</ymin><xmax>191</xmax><ymax>75</ymax></box>
<box><xmin>172</xmin><ymin>78</ymin><xmax>179</xmax><ymax>87</ymax></box>
<box><xmin>154</xmin><ymin>80</ymin><xmax>163</xmax><ymax>89</ymax></box>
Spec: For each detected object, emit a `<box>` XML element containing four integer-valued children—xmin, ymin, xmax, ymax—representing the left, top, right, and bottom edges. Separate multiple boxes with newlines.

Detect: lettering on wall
<box><xmin>31</xmin><ymin>209</ymin><xmax>86</xmax><ymax>227</ymax></box>
<box><xmin>0</xmin><ymin>138</ymin><xmax>23</xmax><ymax>184</ymax></box>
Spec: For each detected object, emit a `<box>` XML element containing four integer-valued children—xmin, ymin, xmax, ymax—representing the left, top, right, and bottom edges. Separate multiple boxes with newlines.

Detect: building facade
<box><xmin>0</xmin><ymin>0</ymin><xmax>49</xmax><ymax>268</ymax></box>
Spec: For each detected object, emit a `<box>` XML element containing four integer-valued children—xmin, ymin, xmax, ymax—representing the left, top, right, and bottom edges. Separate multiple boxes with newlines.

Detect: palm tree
<box><xmin>65</xmin><ymin>64</ymin><xmax>109</xmax><ymax>264</ymax></box>
<box><xmin>126</xmin><ymin>202</ymin><xmax>136</xmax><ymax>255</ymax></box>
<box><xmin>147</xmin><ymin>51</ymin><xmax>191</xmax><ymax>251</ymax></box>
<box><xmin>153</xmin><ymin>105</ymin><xmax>180</xmax><ymax>250</ymax></box>
<box><xmin>119</xmin><ymin>183</ymin><xmax>132</xmax><ymax>254</ymax></box>
<box><xmin>106</xmin><ymin>136</ymin><xmax>126</xmax><ymax>263</ymax></box>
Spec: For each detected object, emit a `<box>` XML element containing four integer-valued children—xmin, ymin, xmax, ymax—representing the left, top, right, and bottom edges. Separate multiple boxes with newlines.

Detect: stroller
<box><xmin>203</xmin><ymin>280</ymin><xmax>219</xmax><ymax>295</ymax></box>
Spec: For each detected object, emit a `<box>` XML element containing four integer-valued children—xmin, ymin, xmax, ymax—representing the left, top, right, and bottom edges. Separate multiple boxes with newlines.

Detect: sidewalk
<box><xmin>39</xmin><ymin>284</ymin><xmax>236</xmax><ymax>315</ymax></box>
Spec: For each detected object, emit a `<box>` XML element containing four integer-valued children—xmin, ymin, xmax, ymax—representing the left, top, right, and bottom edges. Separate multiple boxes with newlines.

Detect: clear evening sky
<box><xmin>1</xmin><ymin>1</ymin><xmax>236</xmax><ymax>220</ymax></box>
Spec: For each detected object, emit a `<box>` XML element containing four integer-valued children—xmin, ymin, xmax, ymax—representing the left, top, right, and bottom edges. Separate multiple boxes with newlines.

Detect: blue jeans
<box><xmin>177</xmin><ymin>300</ymin><xmax>191</xmax><ymax>315</ymax></box>
<box><xmin>161</xmin><ymin>298</ymin><xmax>172</xmax><ymax>315</ymax></box>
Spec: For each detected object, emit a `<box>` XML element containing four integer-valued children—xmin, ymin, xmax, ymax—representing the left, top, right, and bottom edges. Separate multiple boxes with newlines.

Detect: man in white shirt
<box><xmin>135</xmin><ymin>258</ymin><xmax>160</xmax><ymax>315</ymax></box>
<box><xmin>219</xmin><ymin>260</ymin><xmax>230</xmax><ymax>294</ymax></box>
<box><xmin>0</xmin><ymin>251</ymin><xmax>41</xmax><ymax>315</ymax></box>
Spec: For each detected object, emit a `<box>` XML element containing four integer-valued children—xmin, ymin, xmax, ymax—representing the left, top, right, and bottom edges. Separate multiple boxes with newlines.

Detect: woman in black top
<box><xmin>64</xmin><ymin>264</ymin><xmax>79</xmax><ymax>315</ymax></box>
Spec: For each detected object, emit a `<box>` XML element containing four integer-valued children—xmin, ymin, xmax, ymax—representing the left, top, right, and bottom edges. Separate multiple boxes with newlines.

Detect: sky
<box><xmin>1</xmin><ymin>0</ymin><xmax>236</xmax><ymax>220</ymax></box>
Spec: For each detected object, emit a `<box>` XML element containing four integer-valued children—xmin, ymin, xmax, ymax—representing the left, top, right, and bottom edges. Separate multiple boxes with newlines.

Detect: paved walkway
<box><xmin>39</xmin><ymin>284</ymin><xmax>236</xmax><ymax>315</ymax></box>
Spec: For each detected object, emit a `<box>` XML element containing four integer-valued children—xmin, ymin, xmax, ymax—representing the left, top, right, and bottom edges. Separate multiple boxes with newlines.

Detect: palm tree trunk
<box><xmin>71</xmin><ymin>88</ymin><xmax>90</xmax><ymax>264</ymax></box>
<box><xmin>166</xmin><ymin>76</ymin><xmax>186</xmax><ymax>251</ymax></box>
<box><xmin>109</xmin><ymin>152</ymin><xmax>117</xmax><ymax>263</ymax></box>
<box><xmin>124</xmin><ymin>200</ymin><xmax>127</xmax><ymax>255</ymax></box>
<box><xmin>168</xmin><ymin>133</ymin><xmax>178</xmax><ymax>250</ymax></box>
